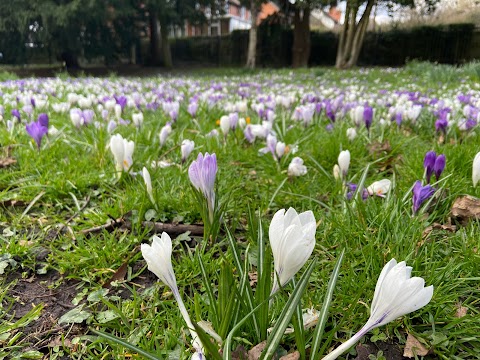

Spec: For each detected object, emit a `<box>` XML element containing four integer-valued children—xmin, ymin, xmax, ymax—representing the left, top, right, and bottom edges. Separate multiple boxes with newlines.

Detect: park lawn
<box><xmin>0</xmin><ymin>63</ymin><xmax>480</xmax><ymax>359</ymax></box>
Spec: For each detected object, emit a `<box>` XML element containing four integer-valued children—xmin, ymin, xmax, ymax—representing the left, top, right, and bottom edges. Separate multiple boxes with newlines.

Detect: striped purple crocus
<box><xmin>188</xmin><ymin>152</ymin><xmax>217</xmax><ymax>222</ymax></box>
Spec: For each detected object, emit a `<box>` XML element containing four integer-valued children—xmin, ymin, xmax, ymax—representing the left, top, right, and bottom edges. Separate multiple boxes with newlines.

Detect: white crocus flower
<box><xmin>220</xmin><ymin>115</ymin><xmax>230</xmax><ymax>138</ymax></box>
<box><xmin>288</xmin><ymin>157</ymin><xmax>307</xmax><ymax>177</ymax></box>
<box><xmin>142</xmin><ymin>167</ymin><xmax>155</xmax><ymax>205</ymax></box>
<box><xmin>367</xmin><ymin>179</ymin><xmax>391</xmax><ymax>197</ymax></box>
<box><xmin>350</xmin><ymin>105</ymin><xmax>364</xmax><ymax>127</ymax></box>
<box><xmin>181</xmin><ymin>139</ymin><xmax>195</xmax><ymax>163</ymax></box>
<box><xmin>276</xmin><ymin>141</ymin><xmax>286</xmax><ymax>159</ymax></box>
<box><xmin>141</xmin><ymin>233</ymin><xmax>204</xmax><ymax>356</ymax></box>
<box><xmin>114</xmin><ymin>104</ymin><xmax>122</xmax><ymax>119</ymax></box>
<box><xmin>109</xmin><ymin>134</ymin><xmax>134</xmax><ymax>177</ymax></box>
<box><xmin>159</xmin><ymin>123</ymin><xmax>172</xmax><ymax>147</ymax></box>
<box><xmin>333</xmin><ymin>164</ymin><xmax>341</xmax><ymax>180</ymax></box>
<box><xmin>269</xmin><ymin>208</ymin><xmax>316</xmax><ymax>295</ymax></box>
<box><xmin>322</xmin><ymin>259</ymin><xmax>433</xmax><ymax>360</ymax></box>
<box><xmin>70</xmin><ymin>108</ymin><xmax>84</xmax><ymax>127</ymax></box>
<box><xmin>132</xmin><ymin>112</ymin><xmax>144</xmax><ymax>127</ymax></box>
<box><xmin>337</xmin><ymin>150</ymin><xmax>350</xmax><ymax>179</ymax></box>
<box><xmin>473</xmin><ymin>152</ymin><xmax>480</xmax><ymax>187</ymax></box>
<box><xmin>346</xmin><ymin>128</ymin><xmax>357</xmax><ymax>141</ymax></box>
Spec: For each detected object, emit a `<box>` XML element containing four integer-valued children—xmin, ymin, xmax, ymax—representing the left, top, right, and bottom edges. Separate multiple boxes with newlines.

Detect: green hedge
<box><xmin>170</xmin><ymin>23</ymin><xmax>477</xmax><ymax>67</ymax></box>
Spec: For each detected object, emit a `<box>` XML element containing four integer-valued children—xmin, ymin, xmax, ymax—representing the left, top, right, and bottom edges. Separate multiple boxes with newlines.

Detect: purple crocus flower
<box><xmin>38</xmin><ymin>113</ymin><xmax>49</xmax><ymax>128</ymax></box>
<box><xmin>412</xmin><ymin>180</ymin><xmax>435</xmax><ymax>214</ymax></box>
<box><xmin>82</xmin><ymin>110</ymin><xmax>95</xmax><ymax>124</ymax></box>
<box><xmin>424</xmin><ymin>151</ymin><xmax>437</xmax><ymax>183</ymax></box>
<box><xmin>26</xmin><ymin>120</ymin><xmax>48</xmax><ymax>150</ymax></box>
<box><xmin>244</xmin><ymin>125</ymin><xmax>255</xmax><ymax>143</ymax></box>
<box><xmin>229</xmin><ymin>112</ymin><xmax>239</xmax><ymax>130</ymax></box>
<box><xmin>188</xmin><ymin>152</ymin><xmax>218</xmax><ymax>222</ymax></box>
<box><xmin>363</xmin><ymin>105</ymin><xmax>373</xmax><ymax>131</ymax></box>
<box><xmin>346</xmin><ymin>183</ymin><xmax>369</xmax><ymax>201</ymax></box>
<box><xmin>435</xmin><ymin>118</ymin><xmax>448</xmax><ymax>134</ymax></box>
<box><xmin>433</xmin><ymin>154</ymin><xmax>446</xmax><ymax>181</ymax></box>
<box><xmin>395</xmin><ymin>112</ymin><xmax>403</xmax><ymax>126</ymax></box>
<box><xmin>188</xmin><ymin>101</ymin><xmax>198</xmax><ymax>117</ymax></box>
<box><xmin>12</xmin><ymin>109</ymin><xmax>21</xmax><ymax>121</ymax></box>
<box><xmin>115</xmin><ymin>96</ymin><xmax>127</xmax><ymax>110</ymax></box>
<box><xmin>325</xmin><ymin>102</ymin><xmax>336</xmax><ymax>122</ymax></box>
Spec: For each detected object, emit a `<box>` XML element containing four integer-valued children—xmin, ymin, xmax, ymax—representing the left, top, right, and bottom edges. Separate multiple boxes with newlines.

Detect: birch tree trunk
<box><xmin>292</xmin><ymin>6</ymin><xmax>311</xmax><ymax>68</ymax></box>
<box><xmin>246</xmin><ymin>0</ymin><xmax>258</xmax><ymax>68</ymax></box>
<box><xmin>335</xmin><ymin>0</ymin><xmax>375</xmax><ymax>69</ymax></box>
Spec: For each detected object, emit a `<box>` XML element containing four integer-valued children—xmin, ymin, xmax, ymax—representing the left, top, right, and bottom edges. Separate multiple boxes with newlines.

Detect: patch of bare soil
<box><xmin>4</xmin><ymin>270</ymin><xmax>84</xmax><ymax>355</ymax></box>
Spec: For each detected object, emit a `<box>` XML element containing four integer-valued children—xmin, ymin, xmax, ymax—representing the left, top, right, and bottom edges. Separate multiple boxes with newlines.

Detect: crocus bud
<box><xmin>220</xmin><ymin>115</ymin><xmax>230</xmax><ymax>137</ymax></box>
<box><xmin>109</xmin><ymin>134</ymin><xmax>134</xmax><ymax>177</ymax></box>
<box><xmin>423</xmin><ymin>151</ymin><xmax>437</xmax><ymax>183</ymax></box>
<box><xmin>473</xmin><ymin>152</ymin><xmax>480</xmax><ymax>187</ymax></box>
<box><xmin>159</xmin><ymin>123</ymin><xmax>172</xmax><ymax>147</ymax></box>
<box><xmin>433</xmin><ymin>154</ymin><xmax>446</xmax><ymax>181</ymax></box>
<box><xmin>276</xmin><ymin>141</ymin><xmax>286</xmax><ymax>159</ymax></box>
<box><xmin>346</xmin><ymin>128</ymin><xmax>357</xmax><ymax>141</ymax></box>
<box><xmin>142</xmin><ymin>167</ymin><xmax>155</xmax><ymax>205</ymax></box>
<box><xmin>333</xmin><ymin>164</ymin><xmax>341</xmax><ymax>180</ymax></box>
<box><xmin>132</xmin><ymin>112</ymin><xmax>144</xmax><ymax>128</ymax></box>
<box><xmin>188</xmin><ymin>152</ymin><xmax>217</xmax><ymax>221</ymax></box>
<box><xmin>181</xmin><ymin>139</ymin><xmax>195</xmax><ymax>163</ymax></box>
<box><xmin>338</xmin><ymin>150</ymin><xmax>350</xmax><ymax>179</ymax></box>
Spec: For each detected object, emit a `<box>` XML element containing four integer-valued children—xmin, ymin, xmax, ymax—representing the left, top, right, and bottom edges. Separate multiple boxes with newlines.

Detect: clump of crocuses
<box><xmin>423</xmin><ymin>151</ymin><xmax>446</xmax><ymax>184</ymax></box>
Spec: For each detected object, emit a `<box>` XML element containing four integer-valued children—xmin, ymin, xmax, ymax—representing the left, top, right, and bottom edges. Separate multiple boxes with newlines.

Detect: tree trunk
<box><xmin>159</xmin><ymin>14</ymin><xmax>172</xmax><ymax>68</ymax></box>
<box><xmin>346</xmin><ymin>0</ymin><xmax>374</xmax><ymax>67</ymax></box>
<box><xmin>335</xmin><ymin>0</ymin><xmax>375</xmax><ymax>69</ymax></box>
<box><xmin>246</xmin><ymin>0</ymin><xmax>258</xmax><ymax>68</ymax></box>
<box><xmin>149</xmin><ymin>9</ymin><xmax>161</xmax><ymax>65</ymax></box>
<box><xmin>292</xmin><ymin>6</ymin><xmax>311</xmax><ymax>68</ymax></box>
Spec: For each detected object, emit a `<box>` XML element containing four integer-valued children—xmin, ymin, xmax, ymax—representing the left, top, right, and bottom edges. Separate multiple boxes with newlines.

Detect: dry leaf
<box><xmin>248</xmin><ymin>341</ymin><xmax>266</xmax><ymax>360</ymax></box>
<box><xmin>0</xmin><ymin>157</ymin><xmax>16</xmax><ymax>168</ymax></box>
<box><xmin>279</xmin><ymin>351</ymin><xmax>300</xmax><ymax>360</ymax></box>
<box><xmin>102</xmin><ymin>261</ymin><xmax>129</xmax><ymax>289</ymax></box>
<box><xmin>48</xmin><ymin>336</ymin><xmax>72</xmax><ymax>348</ymax></box>
<box><xmin>367</xmin><ymin>141</ymin><xmax>391</xmax><ymax>157</ymax></box>
<box><xmin>451</xmin><ymin>195</ymin><xmax>480</xmax><ymax>225</ymax></box>
<box><xmin>455</xmin><ymin>303</ymin><xmax>468</xmax><ymax>318</ymax></box>
<box><xmin>19</xmin><ymin>240</ymin><xmax>34</xmax><ymax>247</ymax></box>
<box><xmin>403</xmin><ymin>334</ymin><xmax>429</xmax><ymax>358</ymax></box>
<box><xmin>421</xmin><ymin>222</ymin><xmax>457</xmax><ymax>239</ymax></box>
<box><xmin>231</xmin><ymin>345</ymin><xmax>248</xmax><ymax>360</ymax></box>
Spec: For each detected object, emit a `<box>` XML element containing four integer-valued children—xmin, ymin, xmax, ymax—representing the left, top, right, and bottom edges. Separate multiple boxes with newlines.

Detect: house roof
<box><xmin>258</xmin><ymin>2</ymin><xmax>280</xmax><ymax>25</ymax></box>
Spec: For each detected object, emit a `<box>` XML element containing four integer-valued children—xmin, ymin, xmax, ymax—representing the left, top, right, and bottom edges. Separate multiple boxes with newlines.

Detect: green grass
<box><xmin>0</xmin><ymin>64</ymin><xmax>480</xmax><ymax>359</ymax></box>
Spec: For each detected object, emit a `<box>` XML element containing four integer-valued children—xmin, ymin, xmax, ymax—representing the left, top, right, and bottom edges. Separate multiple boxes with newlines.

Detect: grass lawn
<box><xmin>0</xmin><ymin>62</ymin><xmax>479</xmax><ymax>359</ymax></box>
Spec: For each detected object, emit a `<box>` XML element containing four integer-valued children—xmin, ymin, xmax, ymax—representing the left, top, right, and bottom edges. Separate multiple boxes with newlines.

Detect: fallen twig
<box><xmin>140</xmin><ymin>221</ymin><xmax>204</xmax><ymax>236</ymax></box>
<box><xmin>80</xmin><ymin>217</ymin><xmax>204</xmax><ymax>237</ymax></box>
